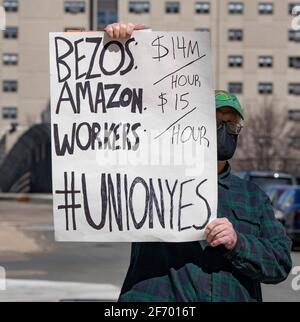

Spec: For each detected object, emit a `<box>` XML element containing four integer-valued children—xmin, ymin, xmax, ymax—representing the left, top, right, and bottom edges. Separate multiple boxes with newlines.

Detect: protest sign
<box><xmin>49</xmin><ymin>31</ymin><xmax>217</xmax><ymax>242</ymax></box>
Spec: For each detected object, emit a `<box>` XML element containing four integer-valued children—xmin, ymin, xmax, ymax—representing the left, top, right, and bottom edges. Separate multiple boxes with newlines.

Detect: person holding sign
<box><xmin>89</xmin><ymin>23</ymin><xmax>292</xmax><ymax>302</ymax></box>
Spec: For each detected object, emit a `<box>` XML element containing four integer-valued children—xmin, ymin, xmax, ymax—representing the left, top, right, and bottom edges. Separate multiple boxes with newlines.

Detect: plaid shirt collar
<box><xmin>218</xmin><ymin>161</ymin><xmax>231</xmax><ymax>189</ymax></box>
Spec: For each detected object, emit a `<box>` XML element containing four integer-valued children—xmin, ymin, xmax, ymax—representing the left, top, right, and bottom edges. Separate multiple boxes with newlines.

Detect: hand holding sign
<box><xmin>205</xmin><ymin>218</ymin><xmax>238</xmax><ymax>250</ymax></box>
<box><xmin>104</xmin><ymin>22</ymin><xmax>146</xmax><ymax>38</ymax></box>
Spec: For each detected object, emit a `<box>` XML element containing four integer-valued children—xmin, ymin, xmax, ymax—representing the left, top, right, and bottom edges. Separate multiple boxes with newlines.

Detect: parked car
<box><xmin>276</xmin><ymin>186</ymin><xmax>300</xmax><ymax>249</ymax></box>
<box><xmin>235</xmin><ymin>171</ymin><xmax>297</xmax><ymax>193</ymax></box>
<box><xmin>265</xmin><ymin>185</ymin><xmax>290</xmax><ymax>209</ymax></box>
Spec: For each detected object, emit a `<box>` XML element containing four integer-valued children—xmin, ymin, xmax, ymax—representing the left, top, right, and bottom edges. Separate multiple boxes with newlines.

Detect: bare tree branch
<box><xmin>234</xmin><ymin>97</ymin><xmax>300</xmax><ymax>174</ymax></box>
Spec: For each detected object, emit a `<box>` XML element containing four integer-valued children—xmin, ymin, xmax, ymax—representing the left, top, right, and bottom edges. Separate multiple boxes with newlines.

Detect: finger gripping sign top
<box><xmin>49</xmin><ymin>30</ymin><xmax>217</xmax><ymax>242</ymax></box>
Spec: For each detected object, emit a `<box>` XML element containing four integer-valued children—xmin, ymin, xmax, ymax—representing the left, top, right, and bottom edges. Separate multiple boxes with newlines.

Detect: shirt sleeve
<box><xmin>224</xmin><ymin>195</ymin><xmax>293</xmax><ymax>284</ymax></box>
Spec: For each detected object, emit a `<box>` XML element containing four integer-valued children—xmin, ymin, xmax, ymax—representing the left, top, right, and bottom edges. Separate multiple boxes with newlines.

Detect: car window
<box><xmin>295</xmin><ymin>190</ymin><xmax>300</xmax><ymax>203</ymax></box>
<box><xmin>268</xmin><ymin>188</ymin><xmax>276</xmax><ymax>201</ymax></box>
<box><xmin>267</xmin><ymin>187</ymin><xmax>289</xmax><ymax>207</ymax></box>
<box><xmin>278</xmin><ymin>189</ymin><xmax>295</xmax><ymax>207</ymax></box>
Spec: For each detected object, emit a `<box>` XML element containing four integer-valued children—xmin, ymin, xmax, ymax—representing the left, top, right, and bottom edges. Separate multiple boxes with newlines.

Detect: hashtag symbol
<box><xmin>55</xmin><ymin>171</ymin><xmax>81</xmax><ymax>231</ymax></box>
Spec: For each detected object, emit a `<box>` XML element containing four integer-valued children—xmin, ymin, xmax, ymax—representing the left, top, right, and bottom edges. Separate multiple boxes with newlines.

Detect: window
<box><xmin>195</xmin><ymin>2</ymin><xmax>210</xmax><ymax>14</ymax></box>
<box><xmin>228</xmin><ymin>55</ymin><xmax>243</xmax><ymax>67</ymax></box>
<box><xmin>289</xmin><ymin>57</ymin><xmax>300</xmax><ymax>68</ymax></box>
<box><xmin>287</xmin><ymin>135</ymin><xmax>300</xmax><ymax>149</ymax></box>
<box><xmin>64</xmin><ymin>27</ymin><xmax>84</xmax><ymax>31</ymax></box>
<box><xmin>3</xmin><ymin>80</ymin><xmax>17</xmax><ymax>92</ymax></box>
<box><xmin>288</xmin><ymin>109</ymin><xmax>300</xmax><ymax>121</ymax></box>
<box><xmin>228</xmin><ymin>2</ymin><xmax>244</xmax><ymax>14</ymax></box>
<box><xmin>289</xmin><ymin>83</ymin><xmax>300</xmax><ymax>95</ymax></box>
<box><xmin>228</xmin><ymin>29</ymin><xmax>243</xmax><ymax>41</ymax></box>
<box><xmin>258</xmin><ymin>56</ymin><xmax>273</xmax><ymax>67</ymax></box>
<box><xmin>165</xmin><ymin>2</ymin><xmax>180</xmax><ymax>13</ymax></box>
<box><xmin>64</xmin><ymin>1</ymin><xmax>85</xmax><ymax>14</ymax></box>
<box><xmin>129</xmin><ymin>1</ymin><xmax>150</xmax><ymax>13</ymax></box>
<box><xmin>289</xmin><ymin>3</ymin><xmax>300</xmax><ymax>15</ymax></box>
<box><xmin>289</xmin><ymin>135</ymin><xmax>300</xmax><ymax>149</ymax></box>
<box><xmin>3</xmin><ymin>27</ymin><xmax>18</xmax><ymax>39</ymax></box>
<box><xmin>258</xmin><ymin>2</ymin><xmax>274</xmax><ymax>14</ymax></box>
<box><xmin>289</xmin><ymin>30</ymin><xmax>300</xmax><ymax>42</ymax></box>
<box><xmin>3</xmin><ymin>0</ymin><xmax>18</xmax><ymax>12</ymax></box>
<box><xmin>228</xmin><ymin>82</ymin><xmax>243</xmax><ymax>94</ymax></box>
<box><xmin>3</xmin><ymin>53</ymin><xmax>18</xmax><ymax>65</ymax></box>
<box><xmin>2</xmin><ymin>107</ymin><xmax>17</xmax><ymax>119</ymax></box>
<box><xmin>195</xmin><ymin>28</ymin><xmax>210</xmax><ymax>32</ymax></box>
<box><xmin>258</xmin><ymin>83</ymin><xmax>273</xmax><ymax>94</ymax></box>
<box><xmin>290</xmin><ymin>133</ymin><xmax>300</xmax><ymax>147</ymax></box>
<box><xmin>98</xmin><ymin>11</ymin><xmax>117</xmax><ymax>27</ymax></box>
<box><xmin>279</xmin><ymin>189</ymin><xmax>295</xmax><ymax>207</ymax></box>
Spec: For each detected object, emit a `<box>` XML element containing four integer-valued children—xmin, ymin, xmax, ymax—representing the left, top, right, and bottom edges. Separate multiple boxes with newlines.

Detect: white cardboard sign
<box><xmin>49</xmin><ymin>31</ymin><xmax>217</xmax><ymax>242</ymax></box>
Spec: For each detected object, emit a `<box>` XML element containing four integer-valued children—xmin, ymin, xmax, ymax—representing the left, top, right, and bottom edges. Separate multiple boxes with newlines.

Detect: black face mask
<box><xmin>217</xmin><ymin>123</ymin><xmax>238</xmax><ymax>161</ymax></box>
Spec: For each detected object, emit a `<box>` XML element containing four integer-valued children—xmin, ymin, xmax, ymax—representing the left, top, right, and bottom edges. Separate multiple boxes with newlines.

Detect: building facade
<box><xmin>0</xmin><ymin>0</ymin><xmax>299</xmax><ymax>172</ymax></box>
<box><xmin>119</xmin><ymin>0</ymin><xmax>300</xmax><ymax>113</ymax></box>
<box><xmin>119</xmin><ymin>0</ymin><xmax>300</xmax><ymax>173</ymax></box>
<box><xmin>0</xmin><ymin>0</ymin><xmax>94</xmax><ymax>152</ymax></box>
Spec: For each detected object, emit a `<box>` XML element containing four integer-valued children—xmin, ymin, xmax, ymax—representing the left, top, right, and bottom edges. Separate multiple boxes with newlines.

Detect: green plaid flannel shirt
<box><xmin>118</xmin><ymin>162</ymin><xmax>292</xmax><ymax>302</ymax></box>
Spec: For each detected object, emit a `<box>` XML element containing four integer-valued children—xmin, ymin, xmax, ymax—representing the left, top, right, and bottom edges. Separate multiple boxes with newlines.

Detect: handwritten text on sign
<box><xmin>49</xmin><ymin>31</ymin><xmax>217</xmax><ymax>242</ymax></box>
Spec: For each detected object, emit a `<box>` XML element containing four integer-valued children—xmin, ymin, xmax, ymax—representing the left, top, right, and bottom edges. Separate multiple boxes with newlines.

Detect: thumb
<box><xmin>133</xmin><ymin>23</ymin><xmax>147</xmax><ymax>30</ymax></box>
